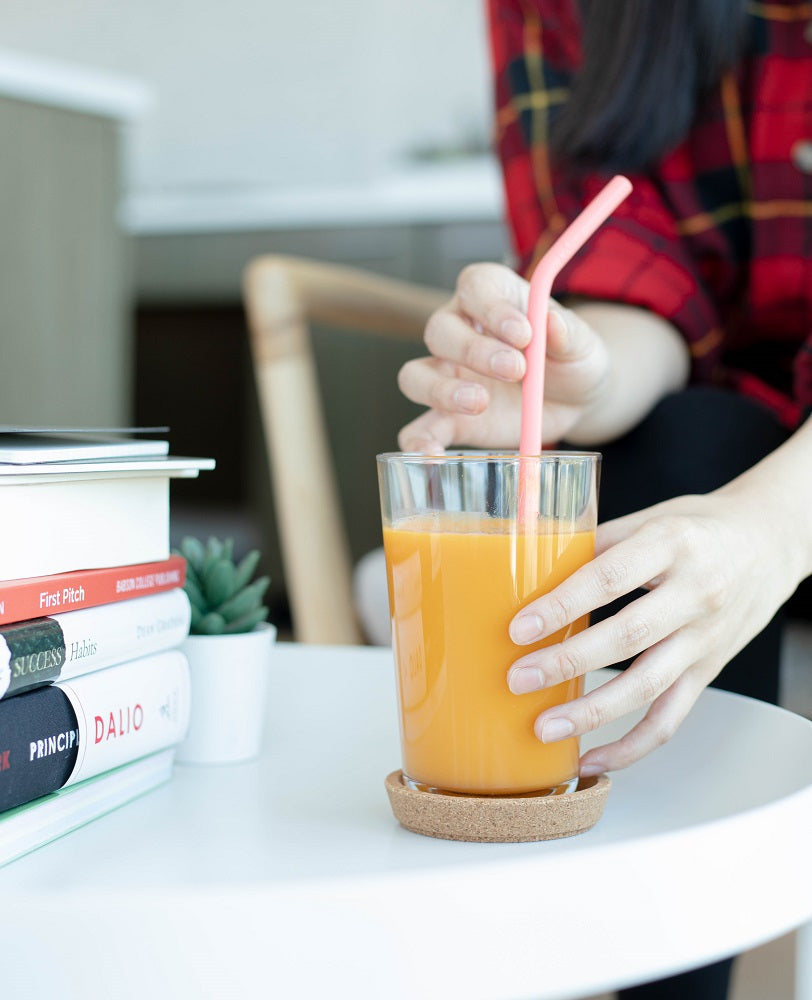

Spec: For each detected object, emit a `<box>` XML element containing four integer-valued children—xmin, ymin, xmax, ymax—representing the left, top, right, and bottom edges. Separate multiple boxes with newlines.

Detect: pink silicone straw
<box><xmin>520</xmin><ymin>175</ymin><xmax>633</xmax><ymax>458</ymax></box>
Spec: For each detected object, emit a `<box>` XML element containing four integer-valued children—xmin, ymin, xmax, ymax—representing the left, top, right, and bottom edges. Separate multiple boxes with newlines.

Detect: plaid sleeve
<box><xmin>487</xmin><ymin>0</ymin><xmax>723</xmax><ymax>360</ymax></box>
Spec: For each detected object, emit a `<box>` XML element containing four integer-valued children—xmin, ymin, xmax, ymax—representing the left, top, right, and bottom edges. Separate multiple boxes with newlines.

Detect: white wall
<box><xmin>0</xmin><ymin>0</ymin><xmax>493</xmax><ymax>195</ymax></box>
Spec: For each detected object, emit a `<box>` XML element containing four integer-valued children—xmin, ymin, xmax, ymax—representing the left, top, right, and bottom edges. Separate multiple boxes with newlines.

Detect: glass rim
<box><xmin>376</xmin><ymin>449</ymin><xmax>601</xmax><ymax>464</ymax></box>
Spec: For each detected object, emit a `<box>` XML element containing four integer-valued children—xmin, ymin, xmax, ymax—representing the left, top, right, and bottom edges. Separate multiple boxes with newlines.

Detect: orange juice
<box><xmin>383</xmin><ymin>513</ymin><xmax>594</xmax><ymax>795</ymax></box>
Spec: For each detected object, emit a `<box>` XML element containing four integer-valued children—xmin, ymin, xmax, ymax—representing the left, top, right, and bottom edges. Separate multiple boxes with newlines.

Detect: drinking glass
<box><xmin>377</xmin><ymin>451</ymin><xmax>600</xmax><ymax>797</ymax></box>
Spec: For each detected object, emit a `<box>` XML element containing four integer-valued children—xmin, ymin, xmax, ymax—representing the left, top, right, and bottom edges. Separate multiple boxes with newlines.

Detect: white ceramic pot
<box><xmin>175</xmin><ymin>621</ymin><xmax>277</xmax><ymax>765</ymax></box>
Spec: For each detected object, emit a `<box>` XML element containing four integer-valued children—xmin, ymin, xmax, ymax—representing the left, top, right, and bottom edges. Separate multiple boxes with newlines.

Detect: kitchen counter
<box><xmin>0</xmin><ymin>46</ymin><xmax>151</xmax><ymax>120</ymax></box>
<box><xmin>123</xmin><ymin>155</ymin><xmax>504</xmax><ymax>236</ymax></box>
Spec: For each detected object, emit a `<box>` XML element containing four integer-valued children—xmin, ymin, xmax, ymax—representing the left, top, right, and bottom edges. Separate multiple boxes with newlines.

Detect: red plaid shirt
<box><xmin>489</xmin><ymin>0</ymin><xmax>812</xmax><ymax>427</ymax></box>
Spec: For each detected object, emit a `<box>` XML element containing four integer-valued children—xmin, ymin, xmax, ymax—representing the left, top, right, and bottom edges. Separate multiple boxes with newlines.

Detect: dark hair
<box><xmin>551</xmin><ymin>0</ymin><xmax>749</xmax><ymax>171</ymax></box>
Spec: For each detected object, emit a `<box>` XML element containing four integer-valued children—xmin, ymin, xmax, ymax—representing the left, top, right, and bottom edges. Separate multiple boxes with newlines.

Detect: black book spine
<box><xmin>0</xmin><ymin>684</ymin><xmax>79</xmax><ymax>811</ymax></box>
<box><xmin>0</xmin><ymin>617</ymin><xmax>66</xmax><ymax>698</ymax></box>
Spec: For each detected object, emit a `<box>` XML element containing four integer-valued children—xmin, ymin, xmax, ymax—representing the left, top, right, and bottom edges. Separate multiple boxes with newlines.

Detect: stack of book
<box><xmin>0</xmin><ymin>427</ymin><xmax>214</xmax><ymax>865</ymax></box>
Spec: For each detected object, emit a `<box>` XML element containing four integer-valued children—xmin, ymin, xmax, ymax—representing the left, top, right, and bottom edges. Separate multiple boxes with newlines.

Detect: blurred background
<box><xmin>0</xmin><ymin>0</ymin><xmax>509</xmax><ymax>627</ymax></box>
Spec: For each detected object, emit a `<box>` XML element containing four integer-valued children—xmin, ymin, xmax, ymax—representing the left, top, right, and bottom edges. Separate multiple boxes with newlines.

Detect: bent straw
<box><xmin>518</xmin><ymin>174</ymin><xmax>633</xmax><ymax>521</ymax></box>
<box><xmin>520</xmin><ymin>175</ymin><xmax>633</xmax><ymax>456</ymax></box>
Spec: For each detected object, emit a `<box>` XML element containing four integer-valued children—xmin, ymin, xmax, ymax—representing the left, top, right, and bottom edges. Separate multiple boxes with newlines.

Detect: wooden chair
<box><xmin>242</xmin><ymin>255</ymin><xmax>447</xmax><ymax>645</ymax></box>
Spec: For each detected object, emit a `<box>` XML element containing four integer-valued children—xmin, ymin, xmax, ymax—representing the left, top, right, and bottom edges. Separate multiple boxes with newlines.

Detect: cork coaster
<box><xmin>385</xmin><ymin>770</ymin><xmax>611</xmax><ymax>843</ymax></box>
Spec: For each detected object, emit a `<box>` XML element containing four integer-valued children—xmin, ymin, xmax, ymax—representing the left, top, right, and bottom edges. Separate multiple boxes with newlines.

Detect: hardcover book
<box><xmin>0</xmin><ymin>587</ymin><xmax>191</xmax><ymax>700</ymax></box>
<box><xmin>0</xmin><ymin>455</ymin><xmax>214</xmax><ymax>579</ymax></box>
<box><xmin>0</xmin><ymin>650</ymin><xmax>190</xmax><ymax>814</ymax></box>
<box><xmin>0</xmin><ymin>555</ymin><xmax>186</xmax><ymax>626</ymax></box>
<box><xmin>0</xmin><ymin>748</ymin><xmax>175</xmax><ymax>868</ymax></box>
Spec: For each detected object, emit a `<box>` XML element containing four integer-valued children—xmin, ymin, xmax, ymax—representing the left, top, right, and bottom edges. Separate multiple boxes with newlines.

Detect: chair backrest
<box><xmin>242</xmin><ymin>255</ymin><xmax>446</xmax><ymax>644</ymax></box>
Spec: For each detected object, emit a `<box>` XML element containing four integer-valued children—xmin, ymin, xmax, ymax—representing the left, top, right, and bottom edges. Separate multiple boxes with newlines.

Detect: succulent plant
<box><xmin>176</xmin><ymin>536</ymin><xmax>270</xmax><ymax>635</ymax></box>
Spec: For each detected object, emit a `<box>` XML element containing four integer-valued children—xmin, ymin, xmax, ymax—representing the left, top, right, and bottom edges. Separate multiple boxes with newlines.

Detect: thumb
<box><xmin>546</xmin><ymin>302</ymin><xmax>601</xmax><ymax>363</ymax></box>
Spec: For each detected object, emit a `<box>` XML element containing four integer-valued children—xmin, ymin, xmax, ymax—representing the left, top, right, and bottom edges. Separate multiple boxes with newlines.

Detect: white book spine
<box><xmin>59</xmin><ymin>650</ymin><xmax>191</xmax><ymax>784</ymax></box>
<box><xmin>55</xmin><ymin>588</ymin><xmax>190</xmax><ymax>681</ymax></box>
<box><xmin>0</xmin><ymin>476</ymin><xmax>170</xmax><ymax>579</ymax></box>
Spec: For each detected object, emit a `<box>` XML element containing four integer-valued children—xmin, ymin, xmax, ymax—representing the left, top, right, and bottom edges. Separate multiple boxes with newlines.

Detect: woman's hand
<box><xmin>506</xmin><ymin>481</ymin><xmax>807</xmax><ymax>775</ymax></box>
<box><xmin>397</xmin><ymin>262</ymin><xmax>610</xmax><ymax>451</ymax></box>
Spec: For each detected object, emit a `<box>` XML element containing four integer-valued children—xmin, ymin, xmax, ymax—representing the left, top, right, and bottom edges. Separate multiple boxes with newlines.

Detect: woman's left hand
<box><xmin>505</xmin><ymin>485</ymin><xmax>805</xmax><ymax>775</ymax></box>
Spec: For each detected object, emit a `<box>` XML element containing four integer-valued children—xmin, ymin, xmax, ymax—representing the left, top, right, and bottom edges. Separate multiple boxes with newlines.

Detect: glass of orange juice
<box><xmin>377</xmin><ymin>451</ymin><xmax>600</xmax><ymax>798</ymax></box>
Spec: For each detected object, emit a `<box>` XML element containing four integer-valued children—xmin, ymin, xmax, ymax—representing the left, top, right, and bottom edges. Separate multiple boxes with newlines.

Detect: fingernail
<box><xmin>509</xmin><ymin>614</ymin><xmax>543</xmax><ymax>644</ymax></box>
<box><xmin>489</xmin><ymin>350</ymin><xmax>522</xmax><ymax>379</ymax></box>
<box><xmin>539</xmin><ymin>717</ymin><xmax>575</xmax><ymax>743</ymax></box>
<box><xmin>508</xmin><ymin>665</ymin><xmax>545</xmax><ymax>694</ymax></box>
<box><xmin>453</xmin><ymin>385</ymin><xmax>485</xmax><ymax>413</ymax></box>
<box><xmin>579</xmin><ymin>762</ymin><xmax>605</xmax><ymax>777</ymax></box>
<box><xmin>501</xmin><ymin>318</ymin><xmax>531</xmax><ymax>346</ymax></box>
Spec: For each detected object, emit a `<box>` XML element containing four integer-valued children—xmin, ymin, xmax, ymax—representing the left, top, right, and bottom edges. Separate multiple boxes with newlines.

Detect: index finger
<box><xmin>509</xmin><ymin>520</ymin><xmax>672</xmax><ymax>644</ymax></box>
<box><xmin>454</xmin><ymin>263</ymin><xmax>532</xmax><ymax>349</ymax></box>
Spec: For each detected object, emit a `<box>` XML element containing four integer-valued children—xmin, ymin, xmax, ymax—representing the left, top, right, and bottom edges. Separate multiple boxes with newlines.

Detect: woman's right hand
<box><xmin>397</xmin><ymin>262</ymin><xmax>610</xmax><ymax>452</ymax></box>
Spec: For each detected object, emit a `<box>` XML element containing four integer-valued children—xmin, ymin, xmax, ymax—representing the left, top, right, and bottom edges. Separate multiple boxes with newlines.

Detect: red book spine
<box><xmin>0</xmin><ymin>556</ymin><xmax>186</xmax><ymax>626</ymax></box>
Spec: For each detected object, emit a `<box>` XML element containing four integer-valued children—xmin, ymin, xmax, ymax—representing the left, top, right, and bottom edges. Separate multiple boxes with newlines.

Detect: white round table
<box><xmin>1</xmin><ymin>643</ymin><xmax>810</xmax><ymax>1000</ymax></box>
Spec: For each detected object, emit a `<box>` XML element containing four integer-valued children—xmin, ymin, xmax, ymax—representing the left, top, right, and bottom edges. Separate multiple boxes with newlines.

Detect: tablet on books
<box><xmin>0</xmin><ymin>428</ymin><xmax>170</xmax><ymax>465</ymax></box>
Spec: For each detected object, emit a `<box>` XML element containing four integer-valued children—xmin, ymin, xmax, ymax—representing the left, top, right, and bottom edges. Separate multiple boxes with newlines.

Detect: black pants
<box><xmin>573</xmin><ymin>386</ymin><xmax>798</xmax><ymax>1000</ymax></box>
